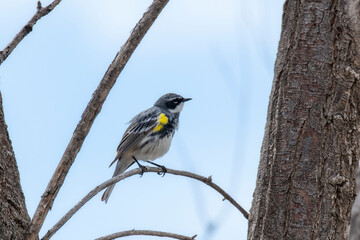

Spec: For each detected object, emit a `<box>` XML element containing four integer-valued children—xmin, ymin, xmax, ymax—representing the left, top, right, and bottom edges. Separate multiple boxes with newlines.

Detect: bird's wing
<box><xmin>109</xmin><ymin>107</ymin><xmax>161</xmax><ymax>167</ymax></box>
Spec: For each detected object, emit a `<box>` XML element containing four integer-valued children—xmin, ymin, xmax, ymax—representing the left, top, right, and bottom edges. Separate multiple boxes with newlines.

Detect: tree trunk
<box><xmin>350</xmin><ymin>164</ymin><xmax>360</xmax><ymax>240</ymax></box>
<box><xmin>0</xmin><ymin>91</ymin><xmax>31</xmax><ymax>239</ymax></box>
<box><xmin>248</xmin><ymin>0</ymin><xmax>360</xmax><ymax>239</ymax></box>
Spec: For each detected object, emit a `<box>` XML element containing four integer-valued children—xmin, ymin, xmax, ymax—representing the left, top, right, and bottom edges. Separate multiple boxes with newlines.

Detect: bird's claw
<box><xmin>157</xmin><ymin>166</ymin><xmax>167</xmax><ymax>177</ymax></box>
<box><xmin>139</xmin><ymin>165</ymin><xmax>148</xmax><ymax>177</ymax></box>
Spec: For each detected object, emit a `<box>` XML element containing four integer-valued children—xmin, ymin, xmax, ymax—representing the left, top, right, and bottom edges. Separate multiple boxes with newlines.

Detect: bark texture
<box><xmin>0</xmin><ymin>91</ymin><xmax>31</xmax><ymax>239</ymax></box>
<box><xmin>350</xmin><ymin>164</ymin><xmax>360</xmax><ymax>240</ymax></box>
<box><xmin>248</xmin><ymin>0</ymin><xmax>360</xmax><ymax>239</ymax></box>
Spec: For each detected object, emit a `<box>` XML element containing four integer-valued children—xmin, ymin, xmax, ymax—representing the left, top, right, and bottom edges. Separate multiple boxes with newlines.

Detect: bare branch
<box><xmin>26</xmin><ymin>1</ymin><xmax>170</xmax><ymax>239</ymax></box>
<box><xmin>41</xmin><ymin>167</ymin><xmax>248</xmax><ymax>240</ymax></box>
<box><xmin>0</xmin><ymin>0</ymin><xmax>62</xmax><ymax>65</ymax></box>
<box><xmin>95</xmin><ymin>229</ymin><xmax>197</xmax><ymax>240</ymax></box>
<box><xmin>37</xmin><ymin>1</ymin><xmax>42</xmax><ymax>11</ymax></box>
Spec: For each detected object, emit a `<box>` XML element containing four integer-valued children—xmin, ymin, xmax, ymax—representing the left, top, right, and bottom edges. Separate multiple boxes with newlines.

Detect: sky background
<box><xmin>0</xmin><ymin>0</ymin><xmax>284</xmax><ymax>239</ymax></box>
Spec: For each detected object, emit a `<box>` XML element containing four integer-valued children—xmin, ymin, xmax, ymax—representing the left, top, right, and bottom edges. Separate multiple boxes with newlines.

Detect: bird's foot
<box><xmin>145</xmin><ymin>161</ymin><xmax>167</xmax><ymax>177</ymax></box>
<box><xmin>133</xmin><ymin>156</ymin><xmax>148</xmax><ymax>177</ymax></box>
<box><xmin>139</xmin><ymin>165</ymin><xmax>148</xmax><ymax>177</ymax></box>
<box><xmin>158</xmin><ymin>165</ymin><xmax>167</xmax><ymax>177</ymax></box>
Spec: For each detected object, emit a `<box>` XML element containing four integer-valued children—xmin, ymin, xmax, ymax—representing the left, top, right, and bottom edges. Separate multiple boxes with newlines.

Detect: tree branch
<box><xmin>41</xmin><ymin>167</ymin><xmax>249</xmax><ymax>240</ymax></box>
<box><xmin>0</xmin><ymin>0</ymin><xmax>62</xmax><ymax>65</ymax></box>
<box><xmin>94</xmin><ymin>229</ymin><xmax>197</xmax><ymax>240</ymax></box>
<box><xmin>26</xmin><ymin>1</ymin><xmax>170</xmax><ymax>239</ymax></box>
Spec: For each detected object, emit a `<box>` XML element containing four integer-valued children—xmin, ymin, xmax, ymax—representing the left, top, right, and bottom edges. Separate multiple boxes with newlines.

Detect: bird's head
<box><xmin>154</xmin><ymin>93</ymin><xmax>191</xmax><ymax>114</ymax></box>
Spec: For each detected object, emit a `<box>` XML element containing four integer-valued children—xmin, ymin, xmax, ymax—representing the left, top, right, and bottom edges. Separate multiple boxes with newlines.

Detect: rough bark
<box><xmin>0</xmin><ymin>91</ymin><xmax>31</xmax><ymax>239</ymax></box>
<box><xmin>350</xmin><ymin>164</ymin><xmax>360</xmax><ymax>240</ymax></box>
<box><xmin>248</xmin><ymin>0</ymin><xmax>360</xmax><ymax>240</ymax></box>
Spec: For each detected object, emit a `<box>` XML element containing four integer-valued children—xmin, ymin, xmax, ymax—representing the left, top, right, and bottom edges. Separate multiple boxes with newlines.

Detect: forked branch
<box><xmin>42</xmin><ymin>167</ymin><xmax>249</xmax><ymax>240</ymax></box>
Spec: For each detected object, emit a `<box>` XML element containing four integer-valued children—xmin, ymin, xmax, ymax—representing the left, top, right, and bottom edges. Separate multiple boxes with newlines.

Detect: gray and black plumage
<box><xmin>101</xmin><ymin>93</ymin><xmax>191</xmax><ymax>203</ymax></box>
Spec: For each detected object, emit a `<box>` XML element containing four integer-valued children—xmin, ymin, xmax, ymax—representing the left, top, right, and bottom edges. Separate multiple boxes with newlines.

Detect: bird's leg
<box><xmin>145</xmin><ymin>161</ymin><xmax>167</xmax><ymax>177</ymax></box>
<box><xmin>132</xmin><ymin>156</ymin><xmax>147</xmax><ymax>177</ymax></box>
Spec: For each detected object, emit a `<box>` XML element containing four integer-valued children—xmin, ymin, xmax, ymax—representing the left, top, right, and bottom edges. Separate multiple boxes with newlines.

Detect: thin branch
<box><xmin>41</xmin><ymin>167</ymin><xmax>249</xmax><ymax>240</ymax></box>
<box><xmin>95</xmin><ymin>229</ymin><xmax>197</xmax><ymax>240</ymax></box>
<box><xmin>26</xmin><ymin>1</ymin><xmax>170</xmax><ymax>240</ymax></box>
<box><xmin>0</xmin><ymin>0</ymin><xmax>62</xmax><ymax>65</ymax></box>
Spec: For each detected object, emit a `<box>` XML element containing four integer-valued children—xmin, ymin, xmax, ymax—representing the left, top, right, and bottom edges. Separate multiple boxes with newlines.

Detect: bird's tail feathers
<box><xmin>101</xmin><ymin>157</ymin><xmax>135</xmax><ymax>203</ymax></box>
<box><xmin>101</xmin><ymin>184</ymin><xmax>115</xmax><ymax>203</ymax></box>
<box><xmin>109</xmin><ymin>153</ymin><xmax>119</xmax><ymax>167</ymax></box>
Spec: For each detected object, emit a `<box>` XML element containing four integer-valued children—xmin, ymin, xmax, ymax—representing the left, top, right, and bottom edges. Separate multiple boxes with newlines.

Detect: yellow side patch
<box><xmin>153</xmin><ymin>124</ymin><xmax>164</xmax><ymax>132</ymax></box>
<box><xmin>153</xmin><ymin>113</ymin><xmax>168</xmax><ymax>132</ymax></box>
<box><xmin>159</xmin><ymin>113</ymin><xmax>169</xmax><ymax>124</ymax></box>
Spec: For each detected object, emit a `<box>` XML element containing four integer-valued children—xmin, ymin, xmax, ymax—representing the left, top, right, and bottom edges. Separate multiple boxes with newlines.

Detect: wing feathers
<box><xmin>109</xmin><ymin>108</ymin><xmax>162</xmax><ymax>167</ymax></box>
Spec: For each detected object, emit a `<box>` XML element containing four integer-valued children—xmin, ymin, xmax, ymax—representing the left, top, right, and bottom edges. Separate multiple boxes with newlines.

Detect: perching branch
<box><xmin>94</xmin><ymin>229</ymin><xmax>197</xmax><ymax>240</ymax></box>
<box><xmin>26</xmin><ymin>1</ymin><xmax>170</xmax><ymax>240</ymax></box>
<box><xmin>41</xmin><ymin>167</ymin><xmax>249</xmax><ymax>240</ymax></box>
<box><xmin>0</xmin><ymin>0</ymin><xmax>62</xmax><ymax>65</ymax></box>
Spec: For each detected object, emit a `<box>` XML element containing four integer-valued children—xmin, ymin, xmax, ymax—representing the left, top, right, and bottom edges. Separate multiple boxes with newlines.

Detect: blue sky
<box><xmin>0</xmin><ymin>0</ymin><xmax>284</xmax><ymax>239</ymax></box>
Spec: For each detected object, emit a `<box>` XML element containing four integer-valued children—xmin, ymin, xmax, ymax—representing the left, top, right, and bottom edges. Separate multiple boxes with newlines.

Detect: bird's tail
<box><xmin>101</xmin><ymin>157</ymin><xmax>134</xmax><ymax>203</ymax></box>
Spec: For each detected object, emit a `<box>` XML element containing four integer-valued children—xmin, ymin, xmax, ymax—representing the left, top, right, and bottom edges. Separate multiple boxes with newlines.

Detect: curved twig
<box><xmin>26</xmin><ymin>1</ymin><xmax>170</xmax><ymax>240</ymax></box>
<box><xmin>0</xmin><ymin>0</ymin><xmax>62</xmax><ymax>65</ymax></box>
<box><xmin>41</xmin><ymin>167</ymin><xmax>249</xmax><ymax>240</ymax></box>
<box><xmin>94</xmin><ymin>229</ymin><xmax>197</xmax><ymax>240</ymax></box>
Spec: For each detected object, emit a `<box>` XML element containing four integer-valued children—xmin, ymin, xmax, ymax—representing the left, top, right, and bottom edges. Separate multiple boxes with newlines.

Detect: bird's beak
<box><xmin>183</xmin><ymin>98</ymin><xmax>192</xmax><ymax>102</ymax></box>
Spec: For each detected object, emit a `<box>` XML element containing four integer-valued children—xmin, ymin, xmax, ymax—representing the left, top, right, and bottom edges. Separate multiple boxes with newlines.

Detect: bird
<box><xmin>101</xmin><ymin>93</ymin><xmax>191</xmax><ymax>203</ymax></box>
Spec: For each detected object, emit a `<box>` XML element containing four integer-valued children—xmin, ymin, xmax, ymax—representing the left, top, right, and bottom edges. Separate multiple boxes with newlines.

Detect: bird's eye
<box><xmin>165</xmin><ymin>98</ymin><xmax>181</xmax><ymax>109</ymax></box>
<box><xmin>172</xmin><ymin>98</ymin><xmax>183</xmax><ymax>105</ymax></box>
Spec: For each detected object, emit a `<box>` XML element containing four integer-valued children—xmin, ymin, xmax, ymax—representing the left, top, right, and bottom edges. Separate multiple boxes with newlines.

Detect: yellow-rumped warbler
<box><xmin>101</xmin><ymin>93</ymin><xmax>191</xmax><ymax>203</ymax></box>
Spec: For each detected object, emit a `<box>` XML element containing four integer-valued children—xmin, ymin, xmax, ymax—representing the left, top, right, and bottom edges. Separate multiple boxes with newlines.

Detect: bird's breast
<box><xmin>135</xmin><ymin>134</ymin><xmax>173</xmax><ymax>161</ymax></box>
